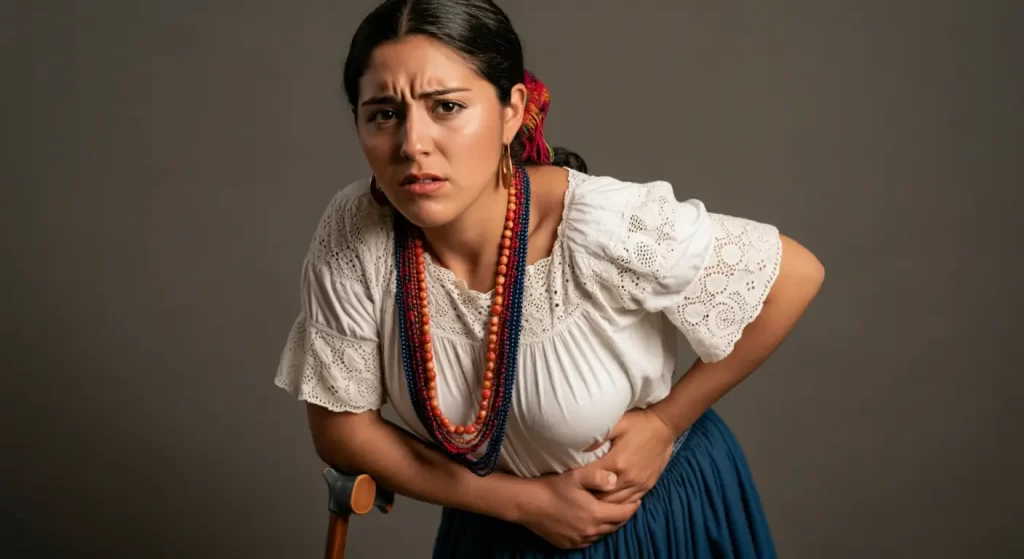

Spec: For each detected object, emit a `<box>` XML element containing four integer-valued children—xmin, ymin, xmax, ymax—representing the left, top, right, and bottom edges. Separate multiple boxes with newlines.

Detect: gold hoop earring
<box><xmin>500</xmin><ymin>144</ymin><xmax>514</xmax><ymax>189</ymax></box>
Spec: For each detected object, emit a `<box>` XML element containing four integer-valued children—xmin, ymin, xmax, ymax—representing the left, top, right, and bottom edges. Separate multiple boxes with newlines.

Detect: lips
<box><xmin>400</xmin><ymin>172</ymin><xmax>446</xmax><ymax>186</ymax></box>
<box><xmin>399</xmin><ymin>172</ymin><xmax>448</xmax><ymax>196</ymax></box>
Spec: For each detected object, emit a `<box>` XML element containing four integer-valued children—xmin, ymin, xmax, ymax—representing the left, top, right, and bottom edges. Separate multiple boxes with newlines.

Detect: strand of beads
<box><xmin>476</xmin><ymin>164</ymin><xmax>530</xmax><ymax>473</ymax></box>
<box><xmin>394</xmin><ymin>164</ymin><xmax>531</xmax><ymax>476</ymax></box>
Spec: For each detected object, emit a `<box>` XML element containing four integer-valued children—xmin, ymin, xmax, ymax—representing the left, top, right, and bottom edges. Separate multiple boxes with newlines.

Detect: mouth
<box><xmin>400</xmin><ymin>172</ymin><xmax>448</xmax><ymax>195</ymax></box>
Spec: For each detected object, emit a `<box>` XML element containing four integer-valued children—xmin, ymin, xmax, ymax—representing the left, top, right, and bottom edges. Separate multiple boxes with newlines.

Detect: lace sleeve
<box><xmin>563</xmin><ymin>174</ymin><xmax>781</xmax><ymax>363</ymax></box>
<box><xmin>663</xmin><ymin>213</ymin><xmax>782</xmax><ymax>363</ymax></box>
<box><xmin>275</xmin><ymin>315</ymin><xmax>383</xmax><ymax>413</ymax></box>
<box><xmin>273</xmin><ymin>184</ymin><xmax>387</xmax><ymax>413</ymax></box>
<box><xmin>564</xmin><ymin>177</ymin><xmax>716</xmax><ymax>313</ymax></box>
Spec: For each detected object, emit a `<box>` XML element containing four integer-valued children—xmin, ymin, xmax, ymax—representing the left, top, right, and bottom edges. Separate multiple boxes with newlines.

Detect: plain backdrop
<box><xmin>2</xmin><ymin>0</ymin><xmax>1021</xmax><ymax>557</ymax></box>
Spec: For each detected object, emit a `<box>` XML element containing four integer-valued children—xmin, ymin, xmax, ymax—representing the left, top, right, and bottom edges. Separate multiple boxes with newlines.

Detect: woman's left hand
<box><xmin>579</xmin><ymin>409</ymin><xmax>678</xmax><ymax>505</ymax></box>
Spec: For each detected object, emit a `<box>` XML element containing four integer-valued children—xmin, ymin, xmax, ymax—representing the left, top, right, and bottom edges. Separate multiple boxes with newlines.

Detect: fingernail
<box><xmin>606</xmin><ymin>472</ymin><xmax>616</xmax><ymax>485</ymax></box>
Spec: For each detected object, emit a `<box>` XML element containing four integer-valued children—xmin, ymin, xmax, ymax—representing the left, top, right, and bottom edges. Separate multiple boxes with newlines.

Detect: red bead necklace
<box><xmin>395</xmin><ymin>164</ymin><xmax>530</xmax><ymax>474</ymax></box>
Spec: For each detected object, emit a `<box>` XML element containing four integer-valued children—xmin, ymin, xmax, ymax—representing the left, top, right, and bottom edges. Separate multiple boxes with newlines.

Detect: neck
<box><xmin>422</xmin><ymin>175</ymin><xmax>510</xmax><ymax>288</ymax></box>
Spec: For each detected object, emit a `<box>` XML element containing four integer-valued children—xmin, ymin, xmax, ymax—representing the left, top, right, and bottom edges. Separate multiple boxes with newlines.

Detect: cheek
<box><xmin>359</xmin><ymin>130</ymin><xmax>399</xmax><ymax>187</ymax></box>
<box><xmin>440</xmin><ymin>112</ymin><xmax>501</xmax><ymax>172</ymax></box>
<box><xmin>359</xmin><ymin>129</ymin><xmax>392</xmax><ymax>163</ymax></box>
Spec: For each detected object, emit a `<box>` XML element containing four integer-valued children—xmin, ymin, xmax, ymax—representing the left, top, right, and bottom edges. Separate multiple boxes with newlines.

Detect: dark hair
<box><xmin>342</xmin><ymin>0</ymin><xmax>587</xmax><ymax>173</ymax></box>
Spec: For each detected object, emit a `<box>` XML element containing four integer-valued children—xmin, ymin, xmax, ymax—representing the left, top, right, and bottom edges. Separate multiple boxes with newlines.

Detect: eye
<box><xmin>434</xmin><ymin>101</ymin><xmax>464</xmax><ymax>116</ymax></box>
<box><xmin>368</xmin><ymin>109</ymin><xmax>397</xmax><ymax>124</ymax></box>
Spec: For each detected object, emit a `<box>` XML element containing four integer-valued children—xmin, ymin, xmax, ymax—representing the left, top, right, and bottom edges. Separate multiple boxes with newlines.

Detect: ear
<box><xmin>501</xmin><ymin>83</ymin><xmax>528</xmax><ymax>144</ymax></box>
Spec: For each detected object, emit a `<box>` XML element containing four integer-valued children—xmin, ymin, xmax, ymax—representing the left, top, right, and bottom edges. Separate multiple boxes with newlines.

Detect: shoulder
<box><xmin>558</xmin><ymin>170</ymin><xmax>785</xmax><ymax>318</ymax></box>
<box><xmin>306</xmin><ymin>177</ymin><xmax>394</xmax><ymax>283</ymax></box>
<box><xmin>561</xmin><ymin>170</ymin><xmax>712</xmax><ymax>264</ymax></box>
<box><xmin>555</xmin><ymin>170</ymin><xmax>722</xmax><ymax>311</ymax></box>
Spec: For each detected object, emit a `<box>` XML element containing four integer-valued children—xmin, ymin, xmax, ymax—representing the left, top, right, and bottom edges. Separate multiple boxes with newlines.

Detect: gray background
<box><xmin>3</xmin><ymin>0</ymin><xmax>1021</xmax><ymax>557</ymax></box>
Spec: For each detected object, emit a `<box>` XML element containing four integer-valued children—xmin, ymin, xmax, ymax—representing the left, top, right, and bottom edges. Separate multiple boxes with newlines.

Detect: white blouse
<box><xmin>274</xmin><ymin>169</ymin><xmax>782</xmax><ymax>477</ymax></box>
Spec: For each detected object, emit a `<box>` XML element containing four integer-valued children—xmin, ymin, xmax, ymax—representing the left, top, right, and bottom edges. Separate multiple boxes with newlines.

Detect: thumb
<box><xmin>577</xmin><ymin>464</ymin><xmax>618</xmax><ymax>492</ymax></box>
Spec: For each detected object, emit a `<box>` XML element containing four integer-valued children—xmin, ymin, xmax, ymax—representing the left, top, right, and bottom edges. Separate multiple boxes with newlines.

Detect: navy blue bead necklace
<box><xmin>394</xmin><ymin>164</ymin><xmax>530</xmax><ymax>476</ymax></box>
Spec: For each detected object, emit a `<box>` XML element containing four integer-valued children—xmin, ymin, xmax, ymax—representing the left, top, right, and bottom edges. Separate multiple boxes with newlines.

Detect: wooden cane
<box><xmin>322</xmin><ymin>468</ymin><xmax>394</xmax><ymax>559</ymax></box>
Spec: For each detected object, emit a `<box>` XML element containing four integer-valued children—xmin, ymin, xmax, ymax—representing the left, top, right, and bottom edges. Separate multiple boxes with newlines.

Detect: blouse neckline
<box><xmin>422</xmin><ymin>168</ymin><xmax>583</xmax><ymax>300</ymax></box>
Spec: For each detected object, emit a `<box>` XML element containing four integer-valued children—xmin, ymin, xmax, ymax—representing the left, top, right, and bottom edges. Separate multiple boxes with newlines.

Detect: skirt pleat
<box><xmin>431</xmin><ymin>409</ymin><xmax>777</xmax><ymax>558</ymax></box>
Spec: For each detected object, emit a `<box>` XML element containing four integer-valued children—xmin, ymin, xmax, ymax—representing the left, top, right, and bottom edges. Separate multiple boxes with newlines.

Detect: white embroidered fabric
<box><xmin>667</xmin><ymin>214</ymin><xmax>782</xmax><ymax>362</ymax></box>
<box><xmin>274</xmin><ymin>169</ymin><xmax>782</xmax><ymax>475</ymax></box>
<box><xmin>275</xmin><ymin>319</ymin><xmax>384</xmax><ymax>413</ymax></box>
<box><xmin>273</xmin><ymin>190</ymin><xmax>391</xmax><ymax>413</ymax></box>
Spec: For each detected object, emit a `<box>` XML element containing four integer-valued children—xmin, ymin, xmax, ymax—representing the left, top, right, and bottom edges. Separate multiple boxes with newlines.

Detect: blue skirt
<box><xmin>432</xmin><ymin>410</ymin><xmax>777</xmax><ymax>558</ymax></box>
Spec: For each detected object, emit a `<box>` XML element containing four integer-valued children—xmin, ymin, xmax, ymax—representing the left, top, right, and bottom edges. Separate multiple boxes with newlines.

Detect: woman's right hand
<box><xmin>517</xmin><ymin>466</ymin><xmax>642</xmax><ymax>550</ymax></box>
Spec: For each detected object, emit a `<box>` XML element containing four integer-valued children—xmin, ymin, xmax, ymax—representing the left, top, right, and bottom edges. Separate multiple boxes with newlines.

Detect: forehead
<box><xmin>359</xmin><ymin>35</ymin><xmax>484</xmax><ymax>98</ymax></box>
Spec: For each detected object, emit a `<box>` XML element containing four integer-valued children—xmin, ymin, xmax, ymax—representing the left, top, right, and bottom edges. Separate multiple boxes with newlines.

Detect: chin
<box><xmin>392</xmin><ymin>198</ymin><xmax>459</xmax><ymax>230</ymax></box>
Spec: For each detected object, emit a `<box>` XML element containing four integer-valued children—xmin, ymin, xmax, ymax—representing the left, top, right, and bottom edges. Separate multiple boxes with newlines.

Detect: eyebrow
<box><xmin>360</xmin><ymin>88</ymin><xmax>471</xmax><ymax>107</ymax></box>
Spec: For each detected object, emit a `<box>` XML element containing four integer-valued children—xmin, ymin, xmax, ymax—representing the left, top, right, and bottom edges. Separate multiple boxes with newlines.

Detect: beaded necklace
<box><xmin>394</xmin><ymin>163</ymin><xmax>530</xmax><ymax>476</ymax></box>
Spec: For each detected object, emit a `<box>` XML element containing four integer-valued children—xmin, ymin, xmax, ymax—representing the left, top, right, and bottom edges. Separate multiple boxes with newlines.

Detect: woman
<box><xmin>275</xmin><ymin>0</ymin><xmax>825</xmax><ymax>556</ymax></box>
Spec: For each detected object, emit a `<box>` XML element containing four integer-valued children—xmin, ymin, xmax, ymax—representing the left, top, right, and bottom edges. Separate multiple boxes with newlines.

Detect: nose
<box><xmin>399</xmin><ymin>109</ymin><xmax>431</xmax><ymax>160</ymax></box>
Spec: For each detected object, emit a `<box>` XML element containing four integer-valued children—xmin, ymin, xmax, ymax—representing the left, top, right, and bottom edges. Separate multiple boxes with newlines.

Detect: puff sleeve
<box><xmin>273</xmin><ymin>185</ymin><xmax>386</xmax><ymax>413</ymax></box>
<box><xmin>566</xmin><ymin>176</ymin><xmax>782</xmax><ymax>363</ymax></box>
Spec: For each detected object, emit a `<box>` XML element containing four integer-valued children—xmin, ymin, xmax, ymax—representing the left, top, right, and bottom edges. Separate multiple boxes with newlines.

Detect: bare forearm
<box><xmin>306</xmin><ymin>405</ymin><xmax>534</xmax><ymax>523</ymax></box>
<box><xmin>651</xmin><ymin>308</ymin><xmax>799</xmax><ymax>436</ymax></box>
<box><xmin>650</xmin><ymin>234</ymin><xmax>825</xmax><ymax>435</ymax></box>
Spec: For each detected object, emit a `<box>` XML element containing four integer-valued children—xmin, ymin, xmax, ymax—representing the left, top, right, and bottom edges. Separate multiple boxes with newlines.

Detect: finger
<box><xmin>595</xmin><ymin>512</ymin><xmax>637</xmax><ymax>540</ymax></box>
<box><xmin>580</xmin><ymin>531</ymin><xmax>609</xmax><ymax>548</ymax></box>
<box><xmin>568</xmin><ymin>536</ymin><xmax>598</xmax><ymax>550</ymax></box>
<box><xmin>600</xmin><ymin>486</ymin><xmax>646</xmax><ymax>505</ymax></box>
<box><xmin>596</xmin><ymin>498</ymin><xmax>642</xmax><ymax>524</ymax></box>
<box><xmin>577</xmin><ymin>466</ymin><xmax>618</xmax><ymax>492</ymax></box>
<box><xmin>582</xmin><ymin>439</ymin><xmax>606</xmax><ymax>452</ymax></box>
<box><xmin>598</xmin><ymin>518</ymin><xmax>632</xmax><ymax>536</ymax></box>
<box><xmin>574</xmin><ymin>459</ymin><xmax>619</xmax><ymax>491</ymax></box>
<box><xmin>576</xmin><ymin>506</ymin><xmax>641</xmax><ymax>549</ymax></box>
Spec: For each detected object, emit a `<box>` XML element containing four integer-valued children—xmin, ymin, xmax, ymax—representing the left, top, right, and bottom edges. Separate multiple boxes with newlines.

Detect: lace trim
<box><xmin>309</xmin><ymin>181</ymin><xmax>394</xmax><ymax>295</ymax></box>
<box><xmin>417</xmin><ymin>169</ymin><xmax>591</xmax><ymax>343</ymax></box>
<box><xmin>604</xmin><ymin>183</ymin><xmax>685</xmax><ymax>307</ymax></box>
<box><xmin>310</xmin><ymin>173</ymin><xmax>780</xmax><ymax>359</ymax></box>
<box><xmin>312</xmin><ymin>171</ymin><xmax>594</xmax><ymax>345</ymax></box>
<box><xmin>665</xmin><ymin>214</ymin><xmax>782</xmax><ymax>362</ymax></box>
<box><xmin>274</xmin><ymin>318</ymin><xmax>384</xmax><ymax>413</ymax></box>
